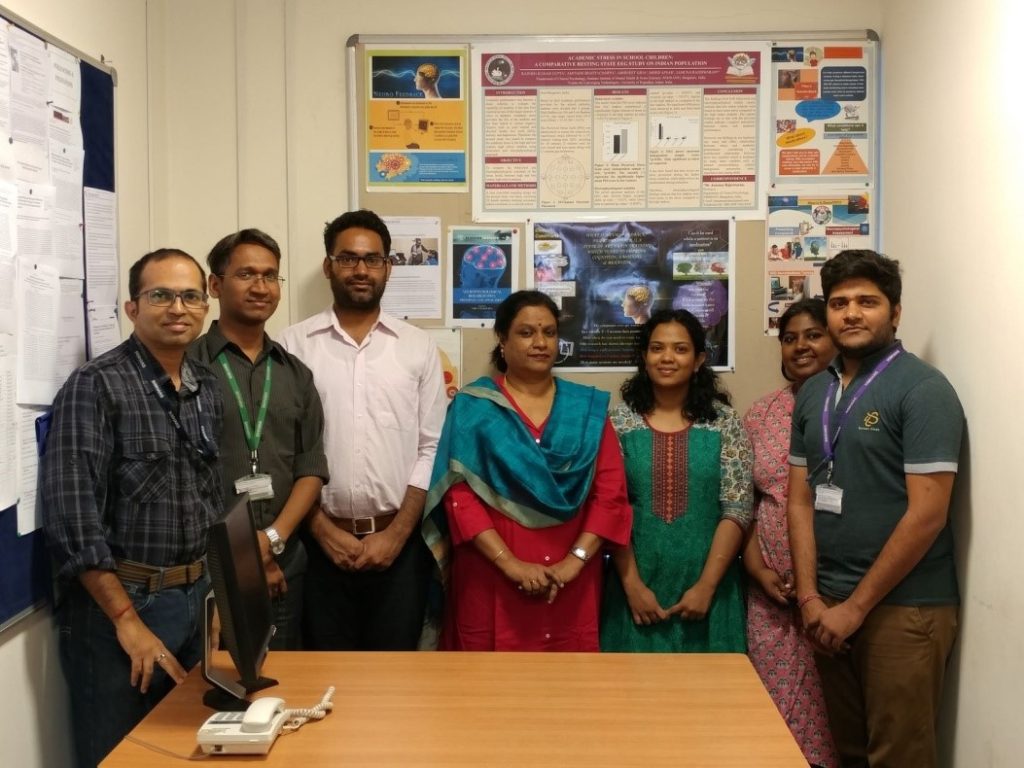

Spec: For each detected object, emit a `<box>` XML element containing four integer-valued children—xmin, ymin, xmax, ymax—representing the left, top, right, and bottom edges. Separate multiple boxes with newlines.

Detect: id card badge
<box><xmin>235</xmin><ymin>473</ymin><xmax>275</xmax><ymax>501</ymax></box>
<box><xmin>814</xmin><ymin>483</ymin><xmax>843</xmax><ymax>515</ymax></box>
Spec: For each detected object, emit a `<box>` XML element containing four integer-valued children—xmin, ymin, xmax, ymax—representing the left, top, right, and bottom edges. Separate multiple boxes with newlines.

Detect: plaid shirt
<box><xmin>42</xmin><ymin>334</ymin><xmax>223</xmax><ymax>584</ymax></box>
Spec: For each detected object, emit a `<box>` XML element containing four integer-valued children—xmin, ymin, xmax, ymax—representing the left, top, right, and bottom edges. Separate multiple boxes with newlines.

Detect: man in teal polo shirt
<box><xmin>787</xmin><ymin>249</ymin><xmax>964</xmax><ymax>768</ymax></box>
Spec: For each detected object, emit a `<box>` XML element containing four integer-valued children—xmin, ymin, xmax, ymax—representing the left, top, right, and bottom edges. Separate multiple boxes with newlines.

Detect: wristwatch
<box><xmin>264</xmin><ymin>526</ymin><xmax>286</xmax><ymax>557</ymax></box>
<box><xmin>570</xmin><ymin>546</ymin><xmax>589</xmax><ymax>563</ymax></box>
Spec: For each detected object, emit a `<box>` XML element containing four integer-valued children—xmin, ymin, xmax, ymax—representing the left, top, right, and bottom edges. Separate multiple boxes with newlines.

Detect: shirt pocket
<box><xmin>117</xmin><ymin>436</ymin><xmax>173</xmax><ymax>503</ymax></box>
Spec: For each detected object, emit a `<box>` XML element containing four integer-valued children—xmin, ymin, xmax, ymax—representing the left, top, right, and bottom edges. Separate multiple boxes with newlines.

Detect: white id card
<box><xmin>814</xmin><ymin>483</ymin><xmax>843</xmax><ymax>515</ymax></box>
<box><xmin>235</xmin><ymin>473</ymin><xmax>274</xmax><ymax>501</ymax></box>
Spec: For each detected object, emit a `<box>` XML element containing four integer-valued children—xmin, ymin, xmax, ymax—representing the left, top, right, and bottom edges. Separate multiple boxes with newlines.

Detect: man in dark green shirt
<box><xmin>190</xmin><ymin>229</ymin><xmax>329</xmax><ymax>649</ymax></box>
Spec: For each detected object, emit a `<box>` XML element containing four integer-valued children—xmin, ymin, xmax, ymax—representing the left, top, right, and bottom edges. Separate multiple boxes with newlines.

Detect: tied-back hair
<box><xmin>490</xmin><ymin>290</ymin><xmax>561</xmax><ymax>373</ymax></box>
<box><xmin>777</xmin><ymin>298</ymin><xmax>828</xmax><ymax>382</ymax></box>
<box><xmin>620</xmin><ymin>308</ymin><xmax>730</xmax><ymax>424</ymax></box>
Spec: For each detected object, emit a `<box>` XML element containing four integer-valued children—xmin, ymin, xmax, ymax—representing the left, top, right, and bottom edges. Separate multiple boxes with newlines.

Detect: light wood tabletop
<box><xmin>102</xmin><ymin>651</ymin><xmax>806</xmax><ymax>767</ymax></box>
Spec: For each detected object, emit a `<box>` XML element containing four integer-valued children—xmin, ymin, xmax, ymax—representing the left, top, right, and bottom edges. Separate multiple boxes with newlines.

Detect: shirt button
<box><xmin>535</xmin><ymin>438</ymin><xmax>540</xmax><ymax>444</ymax></box>
<box><xmin>543</xmin><ymin>555</ymin><xmax>550</xmax><ymax>562</ymax></box>
<box><xmin>544</xmin><ymin>633</ymin><xmax>551</xmax><ymax>640</ymax></box>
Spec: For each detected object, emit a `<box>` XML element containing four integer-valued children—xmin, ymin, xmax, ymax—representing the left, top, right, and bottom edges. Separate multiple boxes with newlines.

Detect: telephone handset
<box><xmin>197</xmin><ymin>696</ymin><xmax>287</xmax><ymax>755</ymax></box>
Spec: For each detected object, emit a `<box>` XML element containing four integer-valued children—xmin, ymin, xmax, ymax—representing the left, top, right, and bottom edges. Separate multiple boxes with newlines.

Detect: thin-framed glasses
<box><xmin>220</xmin><ymin>271</ymin><xmax>286</xmax><ymax>285</ymax></box>
<box><xmin>134</xmin><ymin>288</ymin><xmax>209</xmax><ymax>309</ymax></box>
<box><xmin>327</xmin><ymin>253</ymin><xmax>388</xmax><ymax>270</ymax></box>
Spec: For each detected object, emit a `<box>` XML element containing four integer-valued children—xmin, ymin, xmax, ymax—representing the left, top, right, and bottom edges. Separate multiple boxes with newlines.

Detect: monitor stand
<box><xmin>200</xmin><ymin>590</ymin><xmax>278</xmax><ymax>711</ymax></box>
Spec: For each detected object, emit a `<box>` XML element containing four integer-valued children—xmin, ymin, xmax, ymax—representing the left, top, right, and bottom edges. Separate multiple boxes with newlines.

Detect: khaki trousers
<box><xmin>814</xmin><ymin>601</ymin><xmax>958</xmax><ymax>768</ymax></box>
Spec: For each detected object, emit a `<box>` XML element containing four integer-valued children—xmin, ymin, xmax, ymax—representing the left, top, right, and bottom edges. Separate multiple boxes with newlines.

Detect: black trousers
<box><xmin>302</xmin><ymin>530</ymin><xmax>431</xmax><ymax>650</ymax></box>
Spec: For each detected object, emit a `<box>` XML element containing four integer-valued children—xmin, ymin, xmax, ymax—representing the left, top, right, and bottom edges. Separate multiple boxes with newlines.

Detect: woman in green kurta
<box><xmin>601</xmin><ymin>309</ymin><xmax>753</xmax><ymax>652</ymax></box>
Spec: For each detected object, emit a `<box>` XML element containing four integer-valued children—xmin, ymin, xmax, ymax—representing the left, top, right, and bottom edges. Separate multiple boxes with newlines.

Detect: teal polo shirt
<box><xmin>789</xmin><ymin>342</ymin><xmax>964</xmax><ymax>605</ymax></box>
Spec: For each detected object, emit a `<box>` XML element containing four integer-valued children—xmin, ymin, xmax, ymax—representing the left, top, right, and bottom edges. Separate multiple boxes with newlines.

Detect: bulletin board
<box><xmin>344</xmin><ymin>31</ymin><xmax>878</xmax><ymax>406</ymax></box>
<box><xmin>0</xmin><ymin>5</ymin><xmax>116</xmax><ymax>633</ymax></box>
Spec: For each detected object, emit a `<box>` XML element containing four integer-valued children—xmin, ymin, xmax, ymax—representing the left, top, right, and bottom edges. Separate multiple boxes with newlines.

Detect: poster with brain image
<box><xmin>445</xmin><ymin>226</ymin><xmax>519</xmax><ymax>327</ymax></box>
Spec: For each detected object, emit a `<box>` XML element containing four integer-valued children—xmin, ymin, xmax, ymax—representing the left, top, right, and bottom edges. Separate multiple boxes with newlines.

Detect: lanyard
<box><xmin>820</xmin><ymin>344</ymin><xmax>903</xmax><ymax>481</ymax></box>
<box><xmin>217</xmin><ymin>352</ymin><xmax>272</xmax><ymax>474</ymax></box>
<box><xmin>130</xmin><ymin>342</ymin><xmax>217</xmax><ymax>458</ymax></box>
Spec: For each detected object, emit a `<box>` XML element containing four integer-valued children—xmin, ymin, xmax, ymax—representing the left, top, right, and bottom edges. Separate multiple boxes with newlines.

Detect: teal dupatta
<box><xmin>422</xmin><ymin>376</ymin><xmax>609</xmax><ymax>576</ymax></box>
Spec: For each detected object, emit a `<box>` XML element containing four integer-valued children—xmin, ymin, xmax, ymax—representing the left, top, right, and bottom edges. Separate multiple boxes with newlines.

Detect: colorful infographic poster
<box><xmin>764</xmin><ymin>192</ymin><xmax>875</xmax><ymax>333</ymax></box>
<box><xmin>771</xmin><ymin>42</ymin><xmax>876</xmax><ymax>184</ymax></box>
<box><xmin>446</xmin><ymin>226</ymin><xmax>518</xmax><ymax>327</ymax></box>
<box><xmin>366</xmin><ymin>48</ymin><xmax>468</xmax><ymax>190</ymax></box>
<box><xmin>528</xmin><ymin>219</ymin><xmax>735</xmax><ymax>371</ymax></box>
<box><xmin>471</xmin><ymin>42</ymin><xmax>770</xmax><ymax>220</ymax></box>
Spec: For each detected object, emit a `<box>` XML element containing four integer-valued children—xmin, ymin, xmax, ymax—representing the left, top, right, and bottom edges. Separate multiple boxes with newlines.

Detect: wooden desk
<box><xmin>103</xmin><ymin>652</ymin><xmax>805</xmax><ymax>767</ymax></box>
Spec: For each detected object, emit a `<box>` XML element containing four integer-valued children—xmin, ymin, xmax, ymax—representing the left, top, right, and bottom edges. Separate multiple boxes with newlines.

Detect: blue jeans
<box><xmin>58</xmin><ymin>576</ymin><xmax>208</xmax><ymax>768</ymax></box>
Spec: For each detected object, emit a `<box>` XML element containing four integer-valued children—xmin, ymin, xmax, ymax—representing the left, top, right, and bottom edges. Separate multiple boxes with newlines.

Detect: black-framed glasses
<box><xmin>219</xmin><ymin>271</ymin><xmax>286</xmax><ymax>285</ymax></box>
<box><xmin>327</xmin><ymin>253</ymin><xmax>388</xmax><ymax>270</ymax></box>
<box><xmin>133</xmin><ymin>288</ymin><xmax>208</xmax><ymax>309</ymax></box>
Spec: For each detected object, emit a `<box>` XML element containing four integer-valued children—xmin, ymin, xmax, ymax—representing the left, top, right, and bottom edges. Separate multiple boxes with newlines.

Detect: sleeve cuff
<box><xmin>292</xmin><ymin>450</ymin><xmax>330</xmax><ymax>482</ymax></box>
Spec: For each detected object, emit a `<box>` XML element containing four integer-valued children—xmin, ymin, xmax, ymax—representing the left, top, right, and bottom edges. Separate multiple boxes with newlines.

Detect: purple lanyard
<box><xmin>821</xmin><ymin>344</ymin><xmax>903</xmax><ymax>478</ymax></box>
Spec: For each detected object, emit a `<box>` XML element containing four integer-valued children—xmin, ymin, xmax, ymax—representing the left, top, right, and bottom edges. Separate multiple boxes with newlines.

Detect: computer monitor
<box><xmin>202</xmin><ymin>493</ymin><xmax>277</xmax><ymax>710</ymax></box>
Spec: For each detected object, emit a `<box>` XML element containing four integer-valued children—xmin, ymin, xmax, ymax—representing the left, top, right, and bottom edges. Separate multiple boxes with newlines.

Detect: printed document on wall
<box><xmin>83</xmin><ymin>187</ymin><xmax>118</xmax><ymax>306</ymax></box>
<box><xmin>0</xmin><ymin>334</ymin><xmax>17</xmax><ymax>511</ymax></box>
<box><xmin>380</xmin><ymin>216</ymin><xmax>442</xmax><ymax>319</ymax></box>
<box><xmin>16</xmin><ymin>404</ymin><xmax>47</xmax><ymax>534</ymax></box>
<box><xmin>0</xmin><ymin>180</ymin><xmax>17</xmax><ymax>333</ymax></box>
<box><xmin>15</xmin><ymin>256</ymin><xmax>60</xmax><ymax>405</ymax></box>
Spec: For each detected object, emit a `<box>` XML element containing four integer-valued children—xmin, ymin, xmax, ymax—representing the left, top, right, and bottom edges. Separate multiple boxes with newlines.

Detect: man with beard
<box><xmin>279</xmin><ymin>209</ymin><xmax>447</xmax><ymax>650</ymax></box>
<box><xmin>787</xmin><ymin>250</ymin><xmax>964</xmax><ymax>768</ymax></box>
<box><xmin>189</xmin><ymin>229</ymin><xmax>328</xmax><ymax>649</ymax></box>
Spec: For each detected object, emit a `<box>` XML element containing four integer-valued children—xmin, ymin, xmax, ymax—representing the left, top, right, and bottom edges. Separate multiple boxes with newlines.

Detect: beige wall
<box><xmin>881</xmin><ymin>1</ymin><xmax>1024</xmax><ymax>765</ymax></box>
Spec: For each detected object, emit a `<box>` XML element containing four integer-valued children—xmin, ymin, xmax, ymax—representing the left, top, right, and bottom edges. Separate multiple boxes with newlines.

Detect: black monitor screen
<box><xmin>202</xmin><ymin>493</ymin><xmax>277</xmax><ymax>709</ymax></box>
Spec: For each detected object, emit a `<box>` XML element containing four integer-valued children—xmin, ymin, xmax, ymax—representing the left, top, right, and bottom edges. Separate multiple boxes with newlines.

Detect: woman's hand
<box><xmin>624</xmin><ymin>582</ymin><xmax>668</xmax><ymax>625</ymax></box>
<box><xmin>499</xmin><ymin>556</ymin><xmax>555</xmax><ymax>597</ymax></box>
<box><xmin>751</xmin><ymin>566</ymin><xmax>792</xmax><ymax>606</ymax></box>
<box><xmin>545</xmin><ymin>556</ymin><xmax>586</xmax><ymax>604</ymax></box>
<box><xmin>668</xmin><ymin>580</ymin><xmax>716</xmax><ymax>621</ymax></box>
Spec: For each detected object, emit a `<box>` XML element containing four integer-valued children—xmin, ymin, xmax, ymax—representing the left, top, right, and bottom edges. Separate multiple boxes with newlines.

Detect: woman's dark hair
<box><xmin>621</xmin><ymin>309</ymin><xmax>730</xmax><ymax>423</ymax></box>
<box><xmin>777</xmin><ymin>298</ymin><xmax>828</xmax><ymax>382</ymax></box>
<box><xmin>490</xmin><ymin>290</ymin><xmax>560</xmax><ymax>373</ymax></box>
<box><xmin>820</xmin><ymin>249</ymin><xmax>901</xmax><ymax>307</ymax></box>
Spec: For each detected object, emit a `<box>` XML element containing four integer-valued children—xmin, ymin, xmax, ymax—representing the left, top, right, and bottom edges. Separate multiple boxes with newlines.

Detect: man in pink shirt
<box><xmin>279</xmin><ymin>209</ymin><xmax>447</xmax><ymax>649</ymax></box>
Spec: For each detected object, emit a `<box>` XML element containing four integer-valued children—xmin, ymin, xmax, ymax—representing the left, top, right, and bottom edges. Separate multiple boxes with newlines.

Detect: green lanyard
<box><xmin>217</xmin><ymin>352</ymin><xmax>272</xmax><ymax>475</ymax></box>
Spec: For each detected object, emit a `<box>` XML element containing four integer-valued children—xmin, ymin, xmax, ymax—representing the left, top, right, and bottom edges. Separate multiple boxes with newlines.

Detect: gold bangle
<box><xmin>492</xmin><ymin>548</ymin><xmax>506</xmax><ymax>562</ymax></box>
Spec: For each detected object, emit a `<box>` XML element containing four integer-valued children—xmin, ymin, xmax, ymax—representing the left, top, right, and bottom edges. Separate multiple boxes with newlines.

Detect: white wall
<box><xmin>0</xmin><ymin>3</ymin><xmax>150</xmax><ymax>766</ymax></box>
<box><xmin>880</xmin><ymin>1</ymin><xmax>1024</xmax><ymax>765</ymax></box>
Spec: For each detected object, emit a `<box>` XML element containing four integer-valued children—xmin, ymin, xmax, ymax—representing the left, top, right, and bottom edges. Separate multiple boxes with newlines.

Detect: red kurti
<box><xmin>441</xmin><ymin>406</ymin><xmax>632</xmax><ymax>652</ymax></box>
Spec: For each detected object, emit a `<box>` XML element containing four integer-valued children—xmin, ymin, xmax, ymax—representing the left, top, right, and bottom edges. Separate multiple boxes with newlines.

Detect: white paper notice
<box><xmin>0</xmin><ymin>24</ymin><xmax>11</xmax><ymax>138</ymax></box>
<box><xmin>381</xmin><ymin>216</ymin><xmax>443</xmax><ymax>319</ymax></box>
<box><xmin>17</xmin><ymin>182</ymin><xmax>56</xmax><ymax>269</ymax></box>
<box><xmin>9</xmin><ymin>27</ymin><xmax>48</xmax><ymax>147</ymax></box>
<box><xmin>57</xmin><ymin>278</ymin><xmax>86</xmax><ymax>385</ymax></box>
<box><xmin>87</xmin><ymin>304</ymin><xmax>121</xmax><ymax>358</ymax></box>
<box><xmin>16</xmin><ymin>404</ymin><xmax>47</xmax><ymax>534</ymax></box>
<box><xmin>15</xmin><ymin>257</ymin><xmax>60</xmax><ymax>405</ymax></box>
<box><xmin>48</xmin><ymin>46</ymin><xmax>81</xmax><ymax>113</ymax></box>
<box><xmin>49</xmin><ymin>141</ymin><xmax>85</xmax><ymax>278</ymax></box>
<box><xmin>0</xmin><ymin>181</ymin><xmax>17</xmax><ymax>333</ymax></box>
<box><xmin>0</xmin><ymin>335</ymin><xmax>18</xmax><ymax>511</ymax></box>
<box><xmin>83</xmin><ymin>187</ymin><xmax>118</xmax><ymax>305</ymax></box>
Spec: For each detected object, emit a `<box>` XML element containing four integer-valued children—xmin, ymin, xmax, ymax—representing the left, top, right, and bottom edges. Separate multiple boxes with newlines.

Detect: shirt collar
<box><xmin>206</xmin><ymin>320</ymin><xmax>284</xmax><ymax>363</ymax></box>
<box><xmin>828</xmin><ymin>339</ymin><xmax>903</xmax><ymax>382</ymax></box>
<box><xmin>129</xmin><ymin>333</ymin><xmax>201</xmax><ymax>394</ymax></box>
<box><xmin>317</xmin><ymin>306</ymin><xmax>400</xmax><ymax>341</ymax></box>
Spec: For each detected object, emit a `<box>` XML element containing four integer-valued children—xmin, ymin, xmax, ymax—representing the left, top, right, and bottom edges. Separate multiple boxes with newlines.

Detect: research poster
<box><xmin>471</xmin><ymin>42</ymin><xmax>770</xmax><ymax>220</ymax></box>
<box><xmin>528</xmin><ymin>219</ymin><xmax>734</xmax><ymax>371</ymax></box>
<box><xmin>446</xmin><ymin>226</ymin><xmax>518</xmax><ymax>327</ymax></box>
<box><xmin>764</xmin><ymin>192</ymin><xmax>875</xmax><ymax>333</ymax></box>
<box><xmin>366</xmin><ymin>47</ymin><xmax>468</xmax><ymax>190</ymax></box>
<box><xmin>771</xmin><ymin>42</ymin><xmax>876</xmax><ymax>184</ymax></box>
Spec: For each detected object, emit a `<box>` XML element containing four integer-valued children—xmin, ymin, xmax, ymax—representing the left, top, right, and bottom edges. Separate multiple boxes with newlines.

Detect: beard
<box><xmin>330</xmin><ymin>275</ymin><xmax>386</xmax><ymax>310</ymax></box>
<box><xmin>835</xmin><ymin>329</ymin><xmax>896</xmax><ymax>359</ymax></box>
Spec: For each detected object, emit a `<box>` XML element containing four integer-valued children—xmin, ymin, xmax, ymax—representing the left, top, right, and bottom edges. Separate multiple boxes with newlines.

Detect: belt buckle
<box><xmin>147</xmin><ymin>568</ymin><xmax>166</xmax><ymax>593</ymax></box>
<box><xmin>351</xmin><ymin>516</ymin><xmax>377</xmax><ymax>536</ymax></box>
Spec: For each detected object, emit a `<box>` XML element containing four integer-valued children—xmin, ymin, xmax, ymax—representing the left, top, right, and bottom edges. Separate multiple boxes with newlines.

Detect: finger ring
<box><xmin>157</xmin><ymin>652</ymin><xmax>167</xmax><ymax>661</ymax></box>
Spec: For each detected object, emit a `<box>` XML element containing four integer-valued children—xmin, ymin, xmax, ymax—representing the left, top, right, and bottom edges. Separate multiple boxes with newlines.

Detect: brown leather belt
<box><xmin>327</xmin><ymin>512</ymin><xmax>397</xmax><ymax>537</ymax></box>
<box><xmin>115</xmin><ymin>559</ymin><xmax>205</xmax><ymax>592</ymax></box>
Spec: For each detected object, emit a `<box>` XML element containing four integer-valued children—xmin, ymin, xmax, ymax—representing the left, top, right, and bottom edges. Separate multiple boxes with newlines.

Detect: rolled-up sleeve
<box><xmin>719</xmin><ymin>408</ymin><xmax>754</xmax><ymax>531</ymax></box>
<box><xmin>291</xmin><ymin>363</ymin><xmax>330</xmax><ymax>483</ymax></box>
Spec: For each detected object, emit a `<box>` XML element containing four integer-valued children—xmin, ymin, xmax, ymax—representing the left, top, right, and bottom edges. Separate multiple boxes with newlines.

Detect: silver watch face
<box><xmin>266</xmin><ymin>528</ymin><xmax>285</xmax><ymax>555</ymax></box>
<box><xmin>572</xmin><ymin>547</ymin><xmax>588</xmax><ymax>562</ymax></box>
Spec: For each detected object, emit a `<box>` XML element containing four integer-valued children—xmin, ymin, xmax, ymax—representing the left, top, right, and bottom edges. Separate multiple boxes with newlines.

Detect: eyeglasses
<box><xmin>134</xmin><ymin>288</ymin><xmax>209</xmax><ymax>309</ymax></box>
<box><xmin>220</xmin><ymin>271</ymin><xmax>286</xmax><ymax>285</ymax></box>
<box><xmin>327</xmin><ymin>253</ymin><xmax>388</xmax><ymax>270</ymax></box>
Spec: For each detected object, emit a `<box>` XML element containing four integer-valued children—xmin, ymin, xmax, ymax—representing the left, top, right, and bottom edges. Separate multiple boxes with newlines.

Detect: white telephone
<box><xmin>197</xmin><ymin>696</ymin><xmax>287</xmax><ymax>755</ymax></box>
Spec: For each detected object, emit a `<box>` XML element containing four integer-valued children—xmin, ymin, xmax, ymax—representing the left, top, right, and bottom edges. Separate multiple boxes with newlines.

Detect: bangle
<box><xmin>492</xmin><ymin>548</ymin><xmax>506</xmax><ymax>562</ymax></box>
<box><xmin>111</xmin><ymin>603</ymin><xmax>133</xmax><ymax>621</ymax></box>
<box><xmin>797</xmin><ymin>593</ymin><xmax>823</xmax><ymax>609</ymax></box>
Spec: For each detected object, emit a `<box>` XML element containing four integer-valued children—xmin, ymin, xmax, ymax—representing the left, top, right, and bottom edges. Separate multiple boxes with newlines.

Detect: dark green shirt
<box><xmin>789</xmin><ymin>342</ymin><xmax>964</xmax><ymax>605</ymax></box>
<box><xmin>189</xmin><ymin>322</ymin><xmax>329</xmax><ymax>576</ymax></box>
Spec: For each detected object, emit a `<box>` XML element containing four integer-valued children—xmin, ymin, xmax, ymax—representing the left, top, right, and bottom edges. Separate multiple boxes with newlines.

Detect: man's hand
<box><xmin>113</xmin><ymin>611</ymin><xmax>186</xmax><ymax>693</ymax></box>
<box><xmin>624</xmin><ymin>582</ymin><xmax>668</xmax><ymax>625</ymax></box>
<box><xmin>310</xmin><ymin>510</ymin><xmax>364</xmax><ymax>569</ymax></box>
<box><xmin>353</xmin><ymin>528</ymin><xmax>406</xmax><ymax>571</ymax></box>
<box><xmin>256</xmin><ymin>530</ymin><xmax>274</xmax><ymax>567</ymax></box>
<box><xmin>264</xmin><ymin>560</ymin><xmax>287</xmax><ymax>598</ymax></box>
<box><xmin>668</xmin><ymin>580</ymin><xmax>716</xmax><ymax>621</ymax></box>
<box><xmin>812</xmin><ymin>600</ymin><xmax>863</xmax><ymax>654</ymax></box>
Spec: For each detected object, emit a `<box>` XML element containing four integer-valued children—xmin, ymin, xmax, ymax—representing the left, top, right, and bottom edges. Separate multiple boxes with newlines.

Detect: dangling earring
<box><xmin>499</xmin><ymin>346</ymin><xmax>505</xmax><ymax>358</ymax></box>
